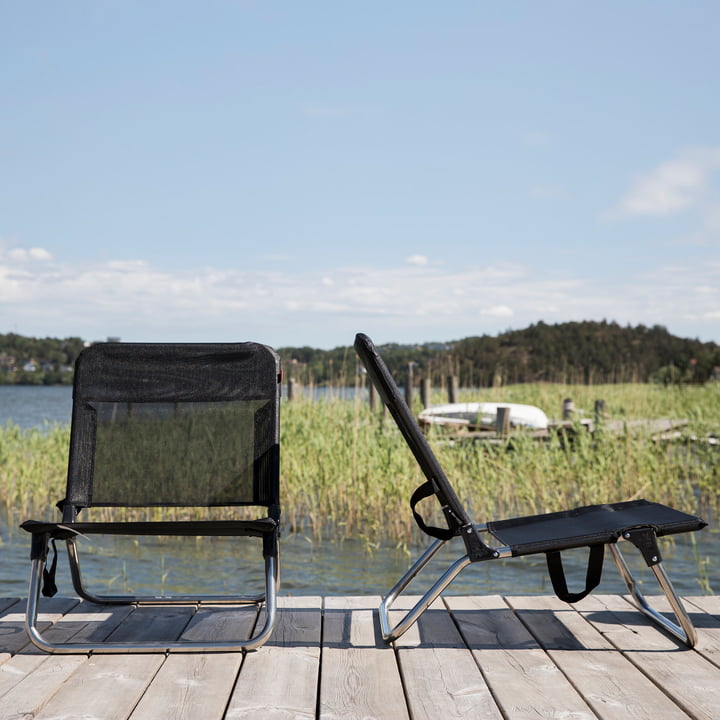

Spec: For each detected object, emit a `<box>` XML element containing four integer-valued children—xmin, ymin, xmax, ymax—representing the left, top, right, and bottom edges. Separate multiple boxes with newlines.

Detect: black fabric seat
<box><xmin>487</xmin><ymin>499</ymin><xmax>702</xmax><ymax>556</ymax></box>
<box><xmin>354</xmin><ymin>332</ymin><xmax>707</xmax><ymax>647</ymax></box>
<box><xmin>21</xmin><ymin>342</ymin><xmax>282</xmax><ymax>654</ymax></box>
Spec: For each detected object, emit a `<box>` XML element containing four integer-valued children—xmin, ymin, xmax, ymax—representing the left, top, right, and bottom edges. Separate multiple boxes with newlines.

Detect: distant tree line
<box><xmin>0</xmin><ymin>333</ymin><xmax>85</xmax><ymax>385</ymax></box>
<box><xmin>278</xmin><ymin>321</ymin><xmax>720</xmax><ymax>387</ymax></box>
<box><xmin>2</xmin><ymin>321</ymin><xmax>718</xmax><ymax>387</ymax></box>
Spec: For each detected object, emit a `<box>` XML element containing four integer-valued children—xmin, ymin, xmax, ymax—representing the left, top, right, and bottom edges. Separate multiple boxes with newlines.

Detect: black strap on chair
<box><xmin>410</xmin><ymin>481</ymin><xmax>456</xmax><ymax>541</ymax></box>
<box><xmin>546</xmin><ymin>544</ymin><xmax>605</xmax><ymax>603</ymax></box>
<box><xmin>42</xmin><ymin>539</ymin><xmax>59</xmax><ymax>598</ymax></box>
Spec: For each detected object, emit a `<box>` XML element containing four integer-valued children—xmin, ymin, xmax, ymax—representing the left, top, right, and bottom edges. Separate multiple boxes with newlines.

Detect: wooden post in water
<box><xmin>421</xmin><ymin>378</ymin><xmax>431</xmax><ymax>408</ymax></box>
<box><xmin>594</xmin><ymin>399</ymin><xmax>606</xmax><ymax>424</ymax></box>
<box><xmin>405</xmin><ymin>363</ymin><xmax>414</xmax><ymax>408</ymax></box>
<box><xmin>447</xmin><ymin>375</ymin><xmax>458</xmax><ymax>404</ymax></box>
<box><xmin>496</xmin><ymin>406</ymin><xmax>511</xmax><ymax>436</ymax></box>
<box><xmin>368</xmin><ymin>381</ymin><xmax>377</xmax><ymax>411</ymax></box>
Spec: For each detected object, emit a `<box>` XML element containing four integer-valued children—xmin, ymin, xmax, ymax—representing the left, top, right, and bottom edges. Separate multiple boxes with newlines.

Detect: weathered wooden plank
<box><xmin>32</xmin><ymin>653</ymin><xmax>165</xmax><ymax>720</ymax></box>
<box><xmin>130</xmin><ymin>652</ymin><xmax>243</xmax><ymax>720</ymax></box>
<box><xmin>29</xmin><ymin>603</ymin><xmax>199</xmax><ymax>720</ymax></box>
<box><xmin>646</xmin><ymin>595</ymin><xmax>720</xmax><ymax>669</ymax></box>
<box><xmin>226</xmin><ymin>596</ymin><xmax>323</xmax><ymax>720</ymax></box>
<box><xmin>0</xmin><ymin>594</ymin><xmax>718</xmax><ymax>720</ymax></box>
<box><xmin>0</xmin><ymin>598</ymin><xmax>19</xmax><ymax>615</ymax></box>
<box><xmin>127</xmin><ymin>604</ymin><xmax>260</xmax><ymax>720</ymax></box>
<box><xmin>180</xmin><ymin>602</ymin><xmax>260</xmax><ymax>644</ymax></box>
<box><xmin>393</xmin><ymin>596</ymin><xmax>503</xmax><ymax>720</ymax></box>
<box><xmin>446</xmin><ymin>595</ymin><xmax>597</xmax><ymax>720</ymax></box>
<box><xmin>576</xmin><ymin>594</ymin><xmax>720</xmax><ymax>720</ymax></box>
<box><xmin>319</xmin><ymin>596</ymin><xmax>409</xmax><ymax>720</ymax></box>
<box><xmin>103</xmin><ymin>603</ymin><xmax>196</xmax><ymax>643</ymax></box>
<box><xmin>0</xmin><ymin>596</ymin><xmax>79</xmax><ymax>660</ymax></box>
<box><xmin>0</xmin><ymin>600</ymin><xmax>135</xmax><ymax>716</ymax></box>
<box><xmin>507</xmin><ymin>594</ymin><xmax>691</xmax><ymax>720</ymax></box>
<box><xmin>686</xmin><ymin>595</ymin><xmax>720</xmax><ymax>618</ymax></box>
<box><xmin>0</xmin><ymin>652</ymin><xmax>87</xmax><ymax>718</ymax></box>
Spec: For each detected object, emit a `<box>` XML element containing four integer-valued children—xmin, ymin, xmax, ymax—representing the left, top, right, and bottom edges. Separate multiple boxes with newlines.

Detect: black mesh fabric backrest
<box><xmin>64</xmin><ymin>343</ymin><xmax>280</xmax><ymax>512</ymax></box>
<box><xmin>354</xmin><ymin>333</ymin><xmax>473</xmax><ymax>528</ymax></box>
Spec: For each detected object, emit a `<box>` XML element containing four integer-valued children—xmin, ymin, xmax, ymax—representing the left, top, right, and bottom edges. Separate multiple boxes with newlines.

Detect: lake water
<box><xmin>1</xmin><ymin>386</ymin><xmax>717</xmax><ymax>598</ymax></box>
<box><xmin>0</xmin><ymin>384</ymin><xmax>73</xmax><ymax>429</ymax></box>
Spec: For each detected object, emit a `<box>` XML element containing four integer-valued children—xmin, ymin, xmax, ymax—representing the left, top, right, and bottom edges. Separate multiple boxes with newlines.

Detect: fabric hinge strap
<box><xmin>410</xmin><ymin>480</ymin><xmax>455</xmax><ymax>541</ymax></box>
<box><xmin>42</xmin><ymin>539</ymin><xmax>59</xmax><ymax>598</ymax></box>
<box><xmin>546</xmin><ymin>544</ymin><xmax>605</xmax><ymax>604</ymax></box>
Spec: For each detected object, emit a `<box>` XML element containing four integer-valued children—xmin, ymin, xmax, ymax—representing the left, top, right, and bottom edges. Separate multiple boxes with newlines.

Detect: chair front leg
<box><xmin>608</xmin><ymin>542</ymin><xmax>697</xmax><ymax>647</ymax></box>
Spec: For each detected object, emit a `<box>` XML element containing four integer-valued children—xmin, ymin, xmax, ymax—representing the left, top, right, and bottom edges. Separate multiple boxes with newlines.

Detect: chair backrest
<box><xmin>354</xmin><ymin>333</ymin><xmax>473</xmax><ymax>532</ymax></box>
<box><xmin>62</xmin><ymin>342</ymin><xmax>280</xmax><ymax>519</ymax></box>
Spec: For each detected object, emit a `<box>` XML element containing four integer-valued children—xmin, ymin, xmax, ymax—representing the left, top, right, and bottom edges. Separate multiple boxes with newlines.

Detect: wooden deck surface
<box><xmin>0</xmin><ymin>593</ymin><xmax>719</xmax><ymax>719</ymax></box>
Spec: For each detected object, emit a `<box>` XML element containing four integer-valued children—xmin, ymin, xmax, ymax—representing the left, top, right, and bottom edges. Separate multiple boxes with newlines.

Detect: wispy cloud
<box><xmin>1</xmin><ymin>246</ymin><xmax>718</xmax><ymax>346</ymax></box>
<box><xmin>405</xmin><ymin>254</ymin><xmax>428</xmax><ymax>266</ymax></box>
<box><xmin>614</xmin><ymin>147</ymin><xmax>720</xmax><ymax>218</ymax></box>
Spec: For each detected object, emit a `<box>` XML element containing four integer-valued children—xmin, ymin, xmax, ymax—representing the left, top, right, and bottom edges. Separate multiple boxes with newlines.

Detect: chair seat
<box><xmin>487</xmin><ymin>499</ymin><xmax>705</xmax><ymax>557</ymax></box>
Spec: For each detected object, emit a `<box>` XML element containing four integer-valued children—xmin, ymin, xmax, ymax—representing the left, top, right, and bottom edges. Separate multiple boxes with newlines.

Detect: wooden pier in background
<box><xmin>1</xmin><ymin>593</ymin><xmax>719</xmax><ymax>719</ymax></box>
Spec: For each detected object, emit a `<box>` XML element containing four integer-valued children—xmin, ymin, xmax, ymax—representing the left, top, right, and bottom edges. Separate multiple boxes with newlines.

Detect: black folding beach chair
<box><xmin>354</xmin><ymin>333</ymin><xmax>707</xmax><ymax>647</ymax></box>
<box><xmin>21</xmin><ymin>342</ymin><xmax>281</xmax><ymax>653</ymax></box>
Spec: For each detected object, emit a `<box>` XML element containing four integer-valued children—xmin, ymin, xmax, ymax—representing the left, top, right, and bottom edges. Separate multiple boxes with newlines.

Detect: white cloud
<box><xmin>4</xmin><ymin>247</ymin><xmax>53</xmax><ymax>262</ymax></box>
<box><xmin>482</xmin><ymin>305</ymin><xmax>513</xmax><ymax>318</ymax></box>
<box><xmin>1</xmin><ymin>248</ymin><xmax>719</xmax><ymax>346</ymax></box>
<box><xmin>405</xmin><ymin>254</ymin><xmax>429</xmax><ymax>266</ymax></box>
<box><xmin>615</xmin><ymin>147</ymin><xmax>720</xmax><ymax>217</ymax></box>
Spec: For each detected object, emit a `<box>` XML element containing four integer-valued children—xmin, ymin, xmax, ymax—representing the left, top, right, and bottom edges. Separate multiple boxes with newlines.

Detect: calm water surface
<box><xmin>0</xmin><ymin>385</ymin><xmax>73</xmax><ymax>429</ymax></box>
<box><xmin>1</xmin><ymin>386</ymin><xmax>717</xmax><ymax>597</ymax></box>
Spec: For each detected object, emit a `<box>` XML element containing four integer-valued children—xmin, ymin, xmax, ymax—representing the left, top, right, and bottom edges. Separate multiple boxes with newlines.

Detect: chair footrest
<box><xmin>487</xmin><ymin>499</ymin><xmax>706</xmax><ymax>557</ymax></box>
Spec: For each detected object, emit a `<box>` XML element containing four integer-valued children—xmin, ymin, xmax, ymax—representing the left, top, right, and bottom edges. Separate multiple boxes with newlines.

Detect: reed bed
<box><xmin>1</xmin><ymin>382</ymin><xmax>718</xmax><ymax>547</ymax></box>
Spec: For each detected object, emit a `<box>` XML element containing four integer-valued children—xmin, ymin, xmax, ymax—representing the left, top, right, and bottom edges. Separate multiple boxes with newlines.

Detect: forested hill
<box><xmin>1</xmin><ymin>321</ymin><xmax>719</xmax><ymax>386</ymax></box>
<box><xmin>279</xmin><ymin>321</ymin><xmax>720</xmax><ymax>386</ymax></box>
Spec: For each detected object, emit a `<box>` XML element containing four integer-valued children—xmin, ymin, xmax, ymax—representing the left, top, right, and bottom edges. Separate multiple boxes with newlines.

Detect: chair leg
<box><xmin>65</xmin><ymin>537</ymin><xmax>266</xmax><ymax>605</ymax></box>
<box><xmin>608</xmin><ymin>542</ymin><xmax>697</xmax><ymax>647</ymax></box>
<box><xmin>379</xmin><ymin>537</ymin><xmax>472</xmax><ymax>642</ymax></box>
<box><xmin>24</xmin><ymin>544</ymin><xmax>280</xmax><ymax>653</ymax></box>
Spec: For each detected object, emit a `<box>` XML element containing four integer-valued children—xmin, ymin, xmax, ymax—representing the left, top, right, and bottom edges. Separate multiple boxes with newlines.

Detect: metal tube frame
<box><xmin>608</xmin><ymin>541</ymin><xmax>697</xmax><ymax>647</ymax></box>
<box><xmin>65</xmin><ymin>538</ymin><xmax>267</xmax><ymax>605</ymax></box>
<box><xmin>379</xmin><ymin>529</ymin><xmax>698</xmax><ymax>647</ymax></box>
<box><xmin>25</xmin><ymin>537</ymin><xmax>279</xmax><ymax>654</ymax></box>
<box><xmin>379</xmin><ymin>537</ymin><xmax>471</xmax><ymax>642</ymax></box>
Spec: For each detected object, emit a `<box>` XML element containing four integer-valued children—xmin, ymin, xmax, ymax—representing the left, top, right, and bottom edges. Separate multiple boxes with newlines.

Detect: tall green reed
<box><xmin>1</xmin><ymin>383</ymin><xmax>718</xmax><ymax>546</ymax></box>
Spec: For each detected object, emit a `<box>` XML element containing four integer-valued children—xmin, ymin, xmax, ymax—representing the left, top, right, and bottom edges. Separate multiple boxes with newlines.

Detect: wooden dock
<box><xmin>1</xmin><ymin>594</ymin><xmax>719</xmax><ymax>719</ymax></box>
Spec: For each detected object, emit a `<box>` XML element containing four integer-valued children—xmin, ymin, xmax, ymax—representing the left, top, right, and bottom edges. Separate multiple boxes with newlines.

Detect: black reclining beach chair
<box><xmin>21</xmin><ymin>342</ymin><xmax>281</xmax><ymax>653</ymax></box>
<box><xmin>354</xmin><ymin>333</ymin><xmax>707</xmax><ymax>647</ymax></box>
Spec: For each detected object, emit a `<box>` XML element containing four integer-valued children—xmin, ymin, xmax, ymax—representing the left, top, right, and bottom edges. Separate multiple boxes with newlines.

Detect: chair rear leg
<box><xmin>608</xmin><ymin>542</ymin><xmax>697</xmax><ymax>647</ymax></box>
<box><xmin>379</xmin><ymin>538</ymin><xmax>472</xmax><ymax>642</ymax></box>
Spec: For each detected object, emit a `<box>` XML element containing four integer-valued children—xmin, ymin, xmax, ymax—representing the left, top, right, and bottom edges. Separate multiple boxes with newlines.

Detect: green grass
<box><xmin>1</xmin><ymin>383</ymin><xmax>718</xmax><ymax>545</ymax></box>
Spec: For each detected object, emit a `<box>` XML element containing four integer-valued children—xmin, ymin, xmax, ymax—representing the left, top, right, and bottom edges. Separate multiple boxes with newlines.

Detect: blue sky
<box><xmin>1</xmin><ymin>2</ymin><xmax>719</xmax><ymax>348</ymax></box>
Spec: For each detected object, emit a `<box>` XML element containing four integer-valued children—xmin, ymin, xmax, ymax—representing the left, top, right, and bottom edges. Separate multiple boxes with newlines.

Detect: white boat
<box><xmin>418</xmin><ymin>402</ymin><xmax>549</xmax><ymax>430</ymax></box>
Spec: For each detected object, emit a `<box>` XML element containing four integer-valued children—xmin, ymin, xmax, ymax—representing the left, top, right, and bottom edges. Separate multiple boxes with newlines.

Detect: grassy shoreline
<box><xmin>2</xmin><ymin>383</ymin><xmax>718</xmax><ymax>545</ymax></box>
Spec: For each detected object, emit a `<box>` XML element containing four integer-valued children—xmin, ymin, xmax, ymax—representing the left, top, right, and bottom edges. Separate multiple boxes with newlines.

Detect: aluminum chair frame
<box><xmin>354</xmin><ymin>332</ymin><xmax>705</xmax><ymax>648</ymax></box>
<box><xmin>22</xmin><ymin>341</ymin><xmax>282</xmax><ymax>654</ymax></box>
